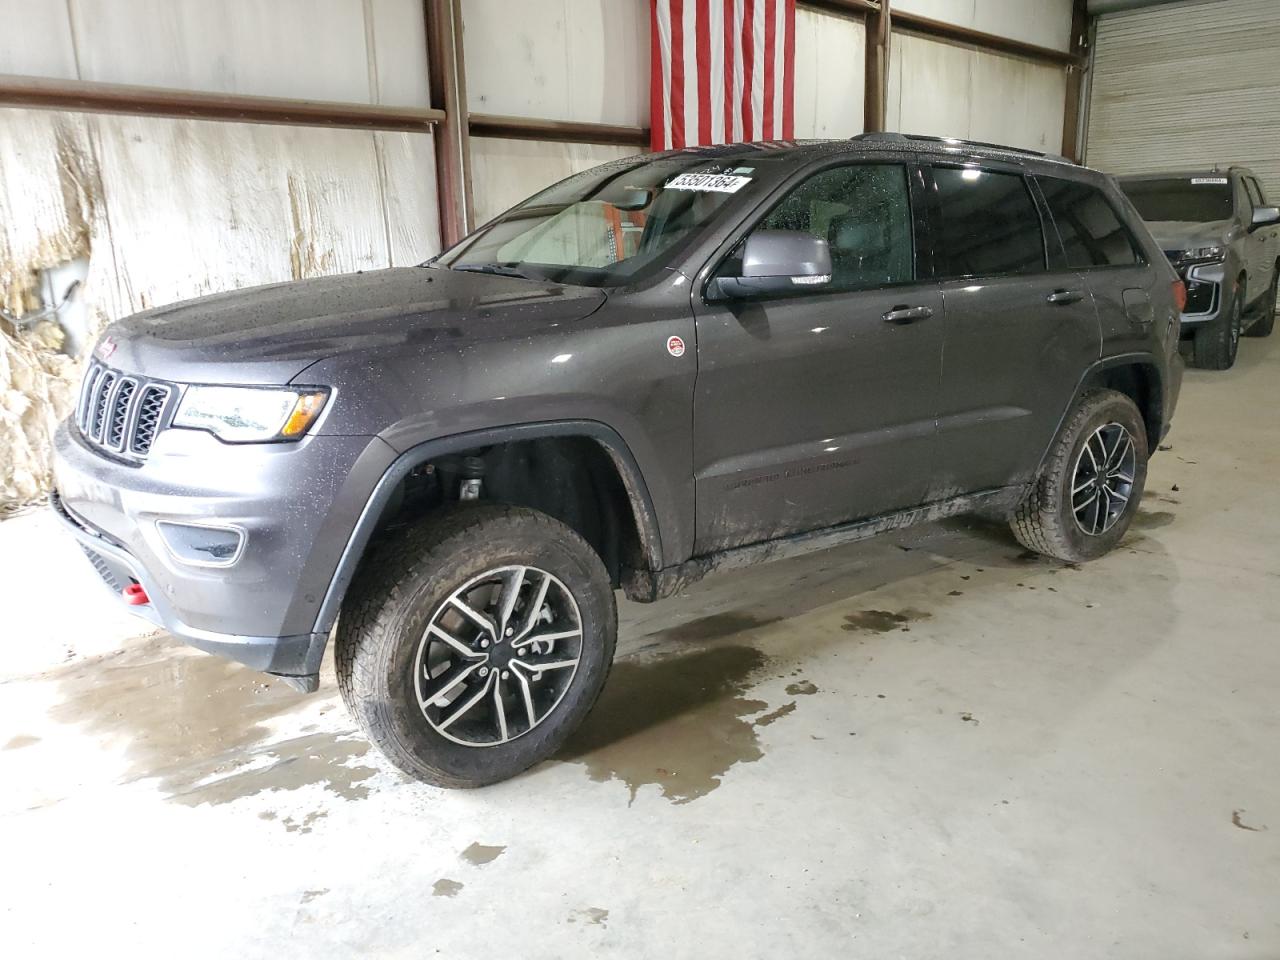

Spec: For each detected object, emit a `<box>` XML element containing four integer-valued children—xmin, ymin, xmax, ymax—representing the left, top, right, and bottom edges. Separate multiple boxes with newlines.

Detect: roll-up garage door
<box><xmin>1085</xmin><ymin>0</ymin><xmax>1280</xmax><ymax>201</ymax></box>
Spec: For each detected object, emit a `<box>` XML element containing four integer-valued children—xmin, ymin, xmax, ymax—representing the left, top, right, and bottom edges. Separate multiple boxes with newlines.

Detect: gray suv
<box><xmin>53</xmin><ymin>134</ymin><xmax>1183</xmax><ymax>787</ymax></box>
<box><xmin>1119</xmin><ymin>168</ymin><xmax>1280</xmax><ymax>369</ymax></box>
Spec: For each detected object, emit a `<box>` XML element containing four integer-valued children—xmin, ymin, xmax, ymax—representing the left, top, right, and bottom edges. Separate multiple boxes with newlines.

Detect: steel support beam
<box><xmin>0</xmin><ymin>74</ymin><xmax>445</xmax><ymax>132</ymax></box>
<box><xmin>425</xmin><ymin>0</ymin><xmax>474</xmax><ymax>245</ymax></box>
<box><xmin>864</xmin><ymin>1</ymin><xmax>891</xmax><ymax>133</ymax></box>
<box><xmin>469</xmin><ymin>114</ymin><xmax>649</xmax><ymax>147</ymax></box>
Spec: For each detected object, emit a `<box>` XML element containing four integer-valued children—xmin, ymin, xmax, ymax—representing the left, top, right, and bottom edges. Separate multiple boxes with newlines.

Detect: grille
<box><xmin>76</xmin><ymin>361</ymin><xmax>174</xmax><ymax>459</ymax></box>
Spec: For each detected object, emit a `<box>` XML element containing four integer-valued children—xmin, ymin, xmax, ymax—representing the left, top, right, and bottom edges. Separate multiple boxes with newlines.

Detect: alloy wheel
<box><xmin>413</xmin><ymin>565</ymin><xmax>583</xmax><ymax>747</ymax></box>
<box><xmin>1070</xmin><ymin>422</ymin><xmax>1137</xmax><ymax>536</ymax></box>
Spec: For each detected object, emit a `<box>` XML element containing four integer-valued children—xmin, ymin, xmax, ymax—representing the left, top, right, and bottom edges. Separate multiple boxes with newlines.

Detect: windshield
<box><xmin>1120</xmin><ymin>178</ymin><xmax>1234</xmax><ymax>223</ymax></box>
<box><xmin>437</xmin><ymin>154</ymin><xmax>768</xmax><ymax>286</ymax></box>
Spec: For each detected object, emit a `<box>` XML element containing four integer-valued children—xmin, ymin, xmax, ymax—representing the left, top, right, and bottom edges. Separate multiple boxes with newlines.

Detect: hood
<box><xmin>99</xmin><ymin>267</ymin><xmax>607</xmax><ymax>384</ymax></box>
<box><xmin>1144</xmin><ymin>218</ymin><xmax>1233</xmax><ymax>252</ymax></box>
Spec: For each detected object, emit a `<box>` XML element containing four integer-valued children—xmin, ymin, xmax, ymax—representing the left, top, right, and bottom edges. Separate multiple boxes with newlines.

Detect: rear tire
<box><xmin>1244</xmin><ymin>266</ymin><xmax>1277</xmax><ymax>338</ymax></box>
<box><xmin>1010</xmin><ymin>389</ymin><xmax>1149</xmax><ymax>564</ymax></box>
<box><xmin>335</xmin><ymin>504</ymin><xmax>617</xmax><ymax>788</ymax></box>
<box><xmin>1193</xmin><ymin>284</ymin><xmax>1242</xmax><ymax>369</ymax></box>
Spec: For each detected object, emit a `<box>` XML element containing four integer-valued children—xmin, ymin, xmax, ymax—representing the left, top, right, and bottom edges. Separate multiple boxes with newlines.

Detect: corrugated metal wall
<box><xmin>1085</xmin><ymin>0</ymin><xmax>1280</xmax><ymax>199</ymax></box>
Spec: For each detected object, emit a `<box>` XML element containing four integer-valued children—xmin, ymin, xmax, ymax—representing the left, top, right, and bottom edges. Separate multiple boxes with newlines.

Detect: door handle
<box><xmin>882</xmin><ymin>304</ymin><xmax>934</xmax><ymax>324</ymax></box>
<box><xmin>1046</xmin><ymin>289</ymin><xmax>1084</xmax><ymax>305</ymax></box>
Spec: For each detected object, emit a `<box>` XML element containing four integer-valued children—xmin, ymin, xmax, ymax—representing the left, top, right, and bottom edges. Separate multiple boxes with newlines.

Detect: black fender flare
<box><xmin>310</xmin><ymin>419</ymin><xmax>664</xmax><ymax>635</ymax></box>
<box><xmin>1034</xmin><ymin>352</ymin><xmax>1167</xmax><ymax>477</ymax></box>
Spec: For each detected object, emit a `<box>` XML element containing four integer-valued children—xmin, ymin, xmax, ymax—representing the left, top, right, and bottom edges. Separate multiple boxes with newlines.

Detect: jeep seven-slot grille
<box><xmin>76</xmin><ymin>360</ymin><xmax>173</xmax><ymax>459</ymax></box>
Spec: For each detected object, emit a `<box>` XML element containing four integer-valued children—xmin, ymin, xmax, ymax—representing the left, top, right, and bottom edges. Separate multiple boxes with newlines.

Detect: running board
<box><xmin>622</xmin><ymin>485</ymin><xmax>1024</xmax><ymax>602</ymax></box>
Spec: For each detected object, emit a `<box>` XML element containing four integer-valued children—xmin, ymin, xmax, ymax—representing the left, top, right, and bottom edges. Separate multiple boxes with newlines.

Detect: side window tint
<box><xmin>1252</xmin><ymin>178</ymin><xmax>1269</xmax><ymax>205</ymax></box>
<box><xmin>1039</xmin><ymin>178</ymin><xmax>1140</xmax><ymax>268</ymax></box>
<box><xmin>1245</xmin><ymin>177</ymin><xmax>1264</xmax><ymax>207</ymax></box>
<box><xmin>930</xmin><ymin>168</ymin><xmax>1046</xmax><ymax>278</ymax></box>
<box><xmin>754</xmin><ymin>164</ymin><xmax>913</xmax><ymax>292</ymax></box>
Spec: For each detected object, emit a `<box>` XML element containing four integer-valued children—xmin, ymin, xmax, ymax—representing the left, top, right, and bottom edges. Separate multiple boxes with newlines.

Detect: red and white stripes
<box><xmin>651</xmin><ymin>0</ymin><xmax>796</xmax><ymax>151</ymax></box>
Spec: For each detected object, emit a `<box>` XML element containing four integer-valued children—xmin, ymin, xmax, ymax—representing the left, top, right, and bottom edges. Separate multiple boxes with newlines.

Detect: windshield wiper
<box><xmin>450</xmin><ymin>262</ymin><xmax>535</xmax><ymax>279</ymax></box>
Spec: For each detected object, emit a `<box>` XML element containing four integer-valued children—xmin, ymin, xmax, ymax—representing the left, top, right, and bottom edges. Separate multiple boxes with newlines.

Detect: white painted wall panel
<box><xmin>462</xmin><ymin>0</ymin><xmax>649</xmax><ymax>126</ymax></box>
<box><xmin>793</xmin><ymin>8</ymin><xmax>865</xmax><ymax>138</ymax></box>
<box><xmin>892</xmin><ymin>0</ymin><xmax>1073</xmax><ymax>53</ymax></box>
<box><xmin>470</xmin><ymin>138</ymin><xmax>641</xmax><ymax>226</ymax></box>
<box><xmin>67</xmin><ymin>0</ymin><xmax>373</xmax><ymax>102</ymax></box>
<box><xmin>369</xmin><ymin>0</ymin><xmax>433</xmax><ymax>106</ymax></box>
<box><xmin>888</xmin><ymin>32</ymin><xmax>1066</xmax><ymax>153</ymax></box>
<box><xmin>0</xmin><ymin>0</ymin><xmax>78</xmax><ymax>79</ymax></box>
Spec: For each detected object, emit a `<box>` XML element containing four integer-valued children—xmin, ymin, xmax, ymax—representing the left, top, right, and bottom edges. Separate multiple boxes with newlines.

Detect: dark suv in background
<box><xmin>53</xmin><ymin>133</ymin><xmax>1182</xmax><ymax>788</ymax></box>
<box><xmin>1120</xmin><ymin>168</ymin><xmax>1280</xmax><ymax>369</ymax></box>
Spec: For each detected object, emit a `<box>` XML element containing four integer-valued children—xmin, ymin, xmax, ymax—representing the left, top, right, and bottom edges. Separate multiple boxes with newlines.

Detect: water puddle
<box><xmin>49</xmin><ymin>635</ymin><xmax>374</xmax><ymax>805</ymax></box>
<box><xmin>559</xmin><ymin>644</ymin><xmax>789</xmax><ymax>805</ymax></box>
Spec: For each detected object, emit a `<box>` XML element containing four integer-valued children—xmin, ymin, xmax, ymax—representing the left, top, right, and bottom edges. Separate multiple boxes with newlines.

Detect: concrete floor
<box><xmin>2</xmin><ymin>338</ymin><xmax>1277</xmax><ymax>959</ymax></box>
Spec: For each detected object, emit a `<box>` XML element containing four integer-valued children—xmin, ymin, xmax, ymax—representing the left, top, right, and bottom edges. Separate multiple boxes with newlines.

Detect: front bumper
<box><xmin>51</xmin><ymin>419</ymin><xmax>396</xmax><ymax>687</ymax></box>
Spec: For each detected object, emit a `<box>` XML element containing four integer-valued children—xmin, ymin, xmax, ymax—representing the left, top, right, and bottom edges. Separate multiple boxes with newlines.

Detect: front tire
<box><xmin>1193</xmin><ymin>284</ymin><xmax>1242</xmax><ymax>369</ymax></box>
<box><xmin>1010</xmin><ymin>389</ymin><xmax>1149</xmax><ymax>564</ymax></box>
<box><xmin>336</xmin><ymin>505</ymin><xmax>617</xmax><ymax>788</ymax></box>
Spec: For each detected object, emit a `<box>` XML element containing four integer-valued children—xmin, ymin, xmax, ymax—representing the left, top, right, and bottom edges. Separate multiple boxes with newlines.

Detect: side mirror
<box><xmin>715</xmin><ymin>230</ymin><xmax>833</xmax><ymax>298</ymax></box>
<box><xmin>1250</xmin><ymin>205</ymin><xmax>1280</xmax><ymax>230</ymax></box>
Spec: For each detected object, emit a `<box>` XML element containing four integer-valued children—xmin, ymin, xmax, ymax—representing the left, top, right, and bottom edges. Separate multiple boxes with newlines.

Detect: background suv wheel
<box><xmin>1193</xmin><ymin>281</ymin><xmax>1243</xmax><ymax>369</ymax></box>
<box><xmin>1010</xmin><ymin>389</ymin><xmax>1149</xmax><ymax>564</ymax></box>
<box><xmin>335</xmin><ymin>505</ymin><xmax>617</xmax><ymax>787</ymax></box>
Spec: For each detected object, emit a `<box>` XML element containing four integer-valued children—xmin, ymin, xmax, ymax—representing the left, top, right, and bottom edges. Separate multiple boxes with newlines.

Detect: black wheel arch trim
<box><xmin>310</xmin><ymin>419</ymin><xmax>665</xmax><ymax>636</ymax></box>
<box><xmin>1035</xmin><ymin>353</ymin><xmax>1167</xmax><ymax>477</ymax></box>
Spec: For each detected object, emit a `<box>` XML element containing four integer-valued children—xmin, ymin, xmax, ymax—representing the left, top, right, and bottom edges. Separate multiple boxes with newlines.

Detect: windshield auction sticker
<box><xmin>665</xmin><ymin>172</ymin><xmax>752</xmax><ymax>193</ymax></box>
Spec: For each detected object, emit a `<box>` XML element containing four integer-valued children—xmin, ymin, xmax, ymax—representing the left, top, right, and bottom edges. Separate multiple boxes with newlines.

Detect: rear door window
<box><xmin>929</xmin><ymin>167</ymin><xmax>1047</xmax><ymax>279</ymax></box>
<box><xmin>1039</xmin><ymin>178</ymin><xmax>1142</xmax><ymax>269</ymax></box>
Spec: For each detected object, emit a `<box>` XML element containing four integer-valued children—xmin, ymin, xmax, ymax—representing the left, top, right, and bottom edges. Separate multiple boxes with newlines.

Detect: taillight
<box><xmin>1172</xmin><ymin>279</ymin><xmax>1187</xmax><ymax>312</ymax></box>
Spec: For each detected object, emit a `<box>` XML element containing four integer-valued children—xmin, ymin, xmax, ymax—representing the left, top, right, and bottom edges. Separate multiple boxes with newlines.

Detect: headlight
<box><xmin>173</xmin><ymin>386</ymin><xmax>329</xmax><ymax>443</ymax></box>
<box><xmin>1181</xmin><ymin>245</ymin><xmax>1225</xmax><ymax>263</ymax></box>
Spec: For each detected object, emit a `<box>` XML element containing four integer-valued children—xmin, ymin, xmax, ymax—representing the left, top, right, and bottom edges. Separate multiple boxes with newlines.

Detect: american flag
<box><xmin>650</xmin><ymin>0</ymin><xmax>796</xmax><ymax>151</ymax></box>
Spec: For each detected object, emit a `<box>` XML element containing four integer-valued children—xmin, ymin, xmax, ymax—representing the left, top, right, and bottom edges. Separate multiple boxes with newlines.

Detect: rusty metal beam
<box><xmin>863</xmin><ymin>1</ymin><xmax>890</xmax><ymax>132</ymax></box>
<box><xmin>891</xmin><ymin>11</ymin><xmax>1080</xmax><ymax>67</ymax></box>
<box><xmin>469</xmin><ymin>114</ymin><xmax>649</xmax><ymax>148</ymax></box>
<box><xmin>1060</xmin><ymin>0</ymin><xmax>1090</xmax><ymax>162</ymax></box>
<box><xmin>797</xmin><ymin>0</ymin><xmax>875</xmax><ymax>17</ymax></box>
<box><xmin>0</xmin><ymin>73</ymin><xmax>445</xmax><ymax>132</ymax></box>
<box><xmin>425</xmin><ymin>0</ymin><xmax>474</xmax><ymax>245</ymax></box>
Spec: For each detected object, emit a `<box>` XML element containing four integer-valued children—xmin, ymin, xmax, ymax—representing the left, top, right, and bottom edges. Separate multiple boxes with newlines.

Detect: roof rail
<box><xmin>851</xmin><ymin>131</ymin><xmax>1071</xmax><ymax>164</ymax></box>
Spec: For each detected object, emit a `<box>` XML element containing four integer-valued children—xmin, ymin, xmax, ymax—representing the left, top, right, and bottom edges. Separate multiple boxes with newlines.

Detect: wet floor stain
<box><xmin>461</xmin><ymin>842</ymin><xmax>506</xmax><ymax>866</ymax></box>
<box><xmin>653</xmin><ymin>611</ymin><xmax>780</xmax><ymax>643</ymax></box>
<box><xmin>46</xmin><ymin>635</ymin><xmax>375</xmax><ymax>806</ymax></box>
<box><xmin>1132</xmin><ymin>510</ymin><xmax>1176</xmax><ymax>530</ymax></box>
<box><xmin>785</xmin><ymin>680</ymin><xmax>818</xmax><ymax>696</ymax></box>
<box><xmin>559</xmin><ymin>645</ymin><xmax>779</xmax><ymax>805</ymax></box>
<box><xmin>1231</xmin><ymin>810</ymin><xmax>1267</xmax><ymax>832</ymax></box>
<box><xmin>282</xmin><ymin>810</ymin><xmax>328</xmax><ymax>834</ymax></box>
<box><xmin>169</xmin><ymin>734</ymin><xmax>377</xmax><ymax>807</ymax></box>
<box><xmin>569</xmin><ymin>907</ymin><xmax>609</xmax><ymax>927</ymax></box>
<box><xmin>3</xmin><ymin>734</ymin><xmax>39</xmax><ymax>750</ymax></box>
<box><xmin>841</xmin><ymin>609</ymin><xmax>932</xmax><ymax>634</ymax></box>
<box><xmin>301</xmin><ymin>888</ymin><xmax>329</xmax><ymax>903</ymax></box>
<box><xmin>433</xmin><ymin>878</ymin><xmax>464</xmax><ymax>897</ymax></box>
<box><xmin>960</xmin><ymin>712</ymin><xmax>979</xmax><ymax>725</ymax></box>
<box><xmin>753</xmin><ymin>702</ymin><xmax>796</xmax><ymax>726</ymax></box>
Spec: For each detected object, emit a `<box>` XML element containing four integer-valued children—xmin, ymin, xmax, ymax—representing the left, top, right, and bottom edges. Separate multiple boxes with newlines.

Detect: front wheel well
<box><xmin>363</xmin><ymin>435</ymin><xmax>648</xmax><ymax>589</ymax></box>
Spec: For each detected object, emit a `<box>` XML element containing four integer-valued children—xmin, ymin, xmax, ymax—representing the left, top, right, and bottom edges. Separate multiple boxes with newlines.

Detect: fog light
<box><xmin>156</xmin><ymin>520</ymin><xmax>246</xmax><ymax>567</ymax></box>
